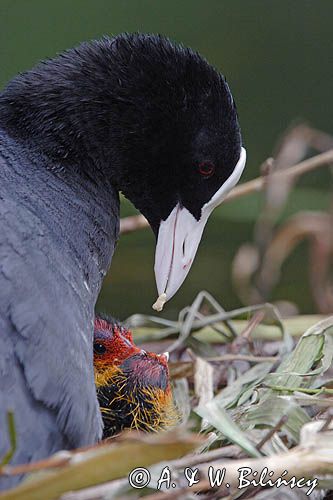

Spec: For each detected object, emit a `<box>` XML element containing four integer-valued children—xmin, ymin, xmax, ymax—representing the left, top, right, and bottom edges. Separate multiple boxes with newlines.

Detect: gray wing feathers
<box><xmin>0</xmin><ymin>162</ymin><xmax>105</xmax><ymax>488</ymax></box>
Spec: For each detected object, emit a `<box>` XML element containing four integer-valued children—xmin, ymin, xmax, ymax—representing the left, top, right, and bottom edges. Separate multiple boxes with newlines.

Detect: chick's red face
<box><xmin>93</xmin><ymin>318</ymin><xmax>171</xmax><ymax>391</ymax></box>
<box><xmin>93</xmin><ymin>318</ymin><xmax>140</xmax><ymax>366</ymax></box>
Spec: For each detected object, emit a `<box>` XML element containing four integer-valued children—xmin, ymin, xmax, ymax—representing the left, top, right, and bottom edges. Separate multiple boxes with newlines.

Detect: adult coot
<box><xmin>0</xmin><ymin>33</ymin><xmax>245</xmax><ymax>487</ymax></box>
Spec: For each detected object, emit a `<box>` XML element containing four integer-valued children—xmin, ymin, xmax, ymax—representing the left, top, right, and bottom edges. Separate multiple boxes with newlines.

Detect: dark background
<box><xmin>1</xmin><ymin>1</ymin><xmax>332</xmax><ymax>318</ymax></box>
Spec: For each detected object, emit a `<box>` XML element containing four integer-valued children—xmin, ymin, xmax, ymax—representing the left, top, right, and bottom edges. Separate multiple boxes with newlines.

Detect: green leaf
<box><xmin>0</xmin><ymin>412</ymin><xmax>17</xmax><ymax>466</ymax></box>
<box><xmin>244</xmin><ymin>395</ymin><xmax>310</xmax><ymax>442</ymax></box>
<box><xmin>195</xmin><ymin>400</ymin><xmax>262</xmax><ymax>458</ymax></box>
<box><xmin>213</xmin><ymin>362</ymin><xmax>274</xmax><ymax>409</ymax></box>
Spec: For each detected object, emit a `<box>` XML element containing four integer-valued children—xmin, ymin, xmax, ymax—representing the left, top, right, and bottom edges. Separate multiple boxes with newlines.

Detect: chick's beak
<box><xmin>154</xmin><ymin>147</ymin><xmax>246</xmax><ymax>302</ymax></box>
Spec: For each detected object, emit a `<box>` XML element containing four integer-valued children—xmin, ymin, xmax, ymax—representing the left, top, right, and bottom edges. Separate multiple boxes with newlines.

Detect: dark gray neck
<box><xmin>0</xmin><ymin>130</ymin><xmax>119</xmax><ymax>298</ymax></box>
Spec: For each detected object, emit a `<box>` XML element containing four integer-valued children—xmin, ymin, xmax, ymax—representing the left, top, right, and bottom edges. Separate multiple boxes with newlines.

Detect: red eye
<box><xmin>198</xmin><ymin>161</ymin><xmax>215</xmax><ymax>178</ymax></box>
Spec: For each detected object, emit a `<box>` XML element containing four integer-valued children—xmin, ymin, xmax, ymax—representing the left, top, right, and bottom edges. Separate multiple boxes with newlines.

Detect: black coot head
<box><xmin>105</xmin><ymin>34</ymin><xmax>246</xmax><ymax>300</ymax></box>
<box><xmin>0</xmin><ymin>33</ymin><xmax>246</xmax><ymax>303</ymax></box>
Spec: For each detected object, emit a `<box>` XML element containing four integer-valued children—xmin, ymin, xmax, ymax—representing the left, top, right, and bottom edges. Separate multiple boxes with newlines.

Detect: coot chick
<box><xmin>94</xmin><ymin>316</ymin><xmax>177</xmax><ymax>437</ymax></box>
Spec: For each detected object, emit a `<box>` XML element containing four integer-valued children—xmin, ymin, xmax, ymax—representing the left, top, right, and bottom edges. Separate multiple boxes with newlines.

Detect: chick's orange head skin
<box><xmin>93</xmin><ymin>316</ymin><xmax>171</xmax><ymax>392</ymax></box>
<box><xmin>93</xmin><ymin>317</ymin><xmax>140</xmax><ymax>369</ymax></box>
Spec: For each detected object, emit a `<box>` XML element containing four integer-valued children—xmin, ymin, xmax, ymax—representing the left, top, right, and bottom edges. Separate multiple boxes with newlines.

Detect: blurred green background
<box><xmin>1</xmin><ymin>1</ymin><xmax>332</xmax><ymax>318</ymax></box>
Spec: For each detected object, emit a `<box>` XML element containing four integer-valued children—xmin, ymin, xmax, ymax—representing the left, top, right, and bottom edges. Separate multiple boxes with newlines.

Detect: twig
<box><xmin>163</xmin><ymin>302</ymin><xmax>285</xmax><ymax>352</ymax></box>
<box><xmin>170</xmin><ymin>290</ymin><xmax>240</xmax><ymax>352</ymax></box>
<box><xmin>0</xmin><ymin>440</ymin><xmax>116</xmax><ymax>477</ymax></box>
<box><xmin>264</xmin><ymin>384</ymin><xmax>333</xmax><ymax>395</ymax></box>
<box><xmin>320</xmin><ymin>409</ymin><xmax>333</xmax><ymax>432</ymax></box>
<box><xmin>230</xmin><ymin>310</ymin><xmax>266</xmax><ymax>353</ymax></box>
<box><xmin>227</xmin><ymin>149</ymin><xmax>333</xmax><ymax>202</ymax></box>
<box><xmin>132</xmin><ymin>315</ymin><xmax>325</xmax><ymax>343</ymax></box>
<box><xmin>168</xmin><ymin>444</ymin><xmax>243</xmax><ymax>466</ymax></box>
<box><xmin>119</xmin><ymin>149</ymin><xmax>333</xmax><ymax>234</ymax></box>
<box><xmin>239</xmin><ymin>311</ymin><xmax>266</xmax><ymax>340</ymax></box>
<box><xmin>205</xmin><ymin>354</ymin><xmax>278</xmax><ymax>363</ymax></box>
<box><xmin>1</xmin><ymin>453</ymin><xmax>72</xmax><ymax>476</ymax></box>
<box><xmin>255</xmin><ymin>415</ymin><xmax>288</xmax><ymax>451</ymax></box>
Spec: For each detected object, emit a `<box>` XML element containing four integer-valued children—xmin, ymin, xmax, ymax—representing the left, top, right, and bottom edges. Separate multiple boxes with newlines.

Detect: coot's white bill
<box><xmin>154</xmin><ymin>147</ymin><xmax>246</xmax><ymax>304</ymax></box>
